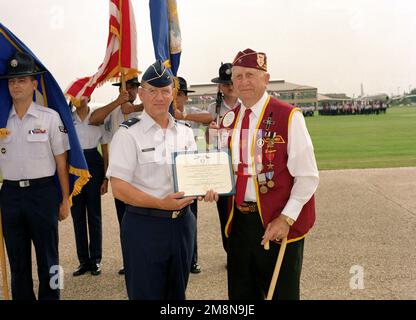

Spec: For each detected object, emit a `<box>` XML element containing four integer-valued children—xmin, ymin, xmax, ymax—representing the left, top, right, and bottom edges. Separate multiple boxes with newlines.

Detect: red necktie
<box><xmin>235</xmin><ymin>108</ymin><xmax>251</xmax><ymax>206</ymax></box>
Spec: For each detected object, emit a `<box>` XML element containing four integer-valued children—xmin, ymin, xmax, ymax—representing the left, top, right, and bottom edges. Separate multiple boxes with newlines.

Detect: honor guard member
<box><xmin>207</xmin><ymin>63</ymin><xmax>240</xmax><ymax>123</ymax></box>
<box><xmin>215</xmin><ymin>49</ymin><xmax>319</xmax><ymax>300</ymax></box>
<box><xmin>207</xmin><ymin>63</ymin><xmax>240</xmax><ymax>253</ymax></box>
<box><xmin>174</xmin><ymin>76</ymin><xmax>213</xmax><ymax>274</ymax></box>
<box><xmin>89</xmin><ymin>76</ymin><xmax>142</xmax><ymax>275</ymax></box>
<box><xmin>70</xmin><ymin>96</ymin><xmax>110</xmax><ymax>277</ymax></box>
<box><xmin>90</xmin><ymin>76</ymin><xmax>143</xmax><ymax>134</ymax></box>
<box><xmin>0</xmin><ymin>52</ymin><xmax>70</xmax><ymax>300</ymax></box>
<box><xmin>174</xmin><ymin>76</ymin><xmax>213</xmax><ymax>131</ymax></box>
<box><xmin>107</xmin><ymin>61</ymin><xmax>218</xmax><ymax>300</ymax></box>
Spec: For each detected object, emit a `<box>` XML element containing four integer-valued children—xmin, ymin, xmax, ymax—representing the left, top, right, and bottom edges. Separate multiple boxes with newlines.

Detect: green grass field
<box><xmin>306</xmin><ymin>106</ymin><xmax>416</xmax><ymax>170</ymax></box>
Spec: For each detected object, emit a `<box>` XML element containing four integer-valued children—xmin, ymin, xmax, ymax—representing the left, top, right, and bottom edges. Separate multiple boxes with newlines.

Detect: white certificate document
<box><xmin>172</xmin><ymin>150</ymin><xmax>235</xmax><ymax>197</ymax></box>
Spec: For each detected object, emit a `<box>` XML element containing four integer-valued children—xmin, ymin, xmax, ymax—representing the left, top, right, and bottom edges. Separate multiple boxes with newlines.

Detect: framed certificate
<box><xmin>172</xmin><ymin>150</ymin><xmax>235</xmax><ymax>197</ymax></box>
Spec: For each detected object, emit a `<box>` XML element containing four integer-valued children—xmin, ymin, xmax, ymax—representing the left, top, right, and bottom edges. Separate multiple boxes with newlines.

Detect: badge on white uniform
<box><xmin>222</xmin><ymin>111</ymin><xmax>235</xmax><ymax>128</ymax></box>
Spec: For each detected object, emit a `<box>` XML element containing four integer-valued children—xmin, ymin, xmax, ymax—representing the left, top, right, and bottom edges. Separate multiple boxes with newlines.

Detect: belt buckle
<box><xmin>237</xmin><ymin>204</ymin><xmax>250</xmax><ymax>214</ymax></box>
<box><xmin>19</xmin><ymin>180</ymin><xmax>30</xmax><ymax>188</ymax></box>
<box><xmin>238</xmin><ymin>202</ymin><xmax>257</xmax><ymax>213</ymax></box>
<box><xmin>172</xmin><ymin>210</ymin><xmax>181</xmax><ymax>219</ymax></box>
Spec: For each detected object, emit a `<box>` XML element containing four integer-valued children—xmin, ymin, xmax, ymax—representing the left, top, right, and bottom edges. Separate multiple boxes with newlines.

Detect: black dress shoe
<box><xmin>190</xmin><ymin>263</ymin><xmax>201</xmax><ymax>274</ymax></box>
<box><xmin>118</xmin><ymin>267</ymin><xmax>125</xmax><ymax>275</ymax></box>
<box><xmin>73</xmin><ymin>264</ymin><xmax>90</xmax><ymax>277</ymax></box>
<box><xmin>91</xmin><ymin>263</ymin><xmax>102</xmax><ymax>276</ymax></box>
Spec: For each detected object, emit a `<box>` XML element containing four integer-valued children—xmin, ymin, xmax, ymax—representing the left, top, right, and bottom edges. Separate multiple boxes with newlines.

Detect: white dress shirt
<box><xmin>72</xmin><ymin>108</ymin><xmax>110</xmax><ymax>149</ymax></box>
<box><xmin>107</xmin><ymin>110</ymin><xmax>197</xmax><ymax>199</ymax></box>
<box><xmin>231</xmin><ymin>92</ymin><xmax>319</xmax><ymax>221</ymax></box>
<box><xmin>104</xmin><ymin>105</ymin><xmax>142</xmax><ymax>140</ymax></box>
<box><xmin>0</xmin><ymin>102</ymin><xmax>70</xmax><ymax>180</ymax></box>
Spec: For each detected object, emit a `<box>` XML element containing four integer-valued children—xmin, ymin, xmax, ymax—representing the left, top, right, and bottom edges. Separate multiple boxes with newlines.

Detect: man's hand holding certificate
<box><xmin>172</xmin><ymin>150</ymin><xmax>235</xmax><ymax>197</ymax></box>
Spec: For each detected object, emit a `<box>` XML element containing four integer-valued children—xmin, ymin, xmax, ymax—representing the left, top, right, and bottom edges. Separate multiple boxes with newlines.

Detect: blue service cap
<box><xmin>141</xmin><ymin>60</ymin><xmax>173</xmax><ymax>88</ymax></box>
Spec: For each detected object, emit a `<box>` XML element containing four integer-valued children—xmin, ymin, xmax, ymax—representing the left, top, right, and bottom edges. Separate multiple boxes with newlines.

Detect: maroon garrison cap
<box><xmin>232</xmin><ymin>48</ymin><xmax>267</xmax><ymax>72</ymax></box>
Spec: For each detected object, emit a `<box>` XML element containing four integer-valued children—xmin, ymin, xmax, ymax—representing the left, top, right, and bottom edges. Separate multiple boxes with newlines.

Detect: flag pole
<box><xmin>121</xmin><ymin>73</ymin><xmax>128</xmax><ymax>121</ymax></box>
<box><xmin>119</xmin><ymin>0</ymin><xmax>128</xmax><ymax>121</ymax></box>
<box><xmin>121</xmin><ymin>73</ymin><xmax>126</xmax><ymax>92</ymax></box>
<box><xmin>172</xmin><ymin>76</ymin><xmax>179</xmax><ymax>112</ymax></box>
<box><xmin>0</xmin><ymin>211</ymin><xmax>10</xmax><ymax>300</ymax></box>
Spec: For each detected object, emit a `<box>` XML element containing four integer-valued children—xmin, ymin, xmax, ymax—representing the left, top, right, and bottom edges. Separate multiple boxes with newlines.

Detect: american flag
<box><xmin>65</xmin><ymin>0</ymin><xmax>139</xmax><ymax>105</ymax></box>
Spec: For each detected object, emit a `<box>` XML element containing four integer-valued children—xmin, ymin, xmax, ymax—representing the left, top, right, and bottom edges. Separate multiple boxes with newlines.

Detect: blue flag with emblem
<box><xmin>0</xmin><ymin>22</ymin><xmax>90</xmax><ymax>204</ymax></box>
<box><xmin>149</xmin><ymin>0</ymin><xmax>182</xmax><ymax>113</ymax></box>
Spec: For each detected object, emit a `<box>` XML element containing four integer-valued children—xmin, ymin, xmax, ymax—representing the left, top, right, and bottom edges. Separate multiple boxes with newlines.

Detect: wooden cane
<box><xmin>266</xmin><ymin>237</ymin><xmax>288</xmax><ymax>300</ymax></box>
<box><xmin>0</xmin><ymin>211</ymin><xmax>11</xmax><ymax>300</ymax></box>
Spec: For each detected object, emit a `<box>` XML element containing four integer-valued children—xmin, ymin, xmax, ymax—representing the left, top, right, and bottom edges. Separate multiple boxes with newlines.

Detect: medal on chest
<box><xmin>262</xmin><ymin>113</ymin><xmax>275</xmax><ymax>131</ymax></box>
<box><xmin>256</xmin><ymin>112</ymin><xmax>278</xmax><ymax>194</ymax></box>
<box><xmin>257</xmin><ymin>173</ymin><xmax>268</xmax><ymax>194</ymax></box>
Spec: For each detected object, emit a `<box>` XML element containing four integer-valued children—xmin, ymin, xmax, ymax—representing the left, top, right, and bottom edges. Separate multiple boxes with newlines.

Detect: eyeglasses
<box><xmin>141</xmin><ymin>87</ymin><xmax>172</xmax><ymax>98</ymax></box>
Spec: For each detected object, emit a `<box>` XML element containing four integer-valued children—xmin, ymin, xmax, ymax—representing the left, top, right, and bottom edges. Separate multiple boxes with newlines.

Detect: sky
<box><xmin>1</xmin><ymin>0</ymin><xmax>416</xmax><ymax>103</ymax></box>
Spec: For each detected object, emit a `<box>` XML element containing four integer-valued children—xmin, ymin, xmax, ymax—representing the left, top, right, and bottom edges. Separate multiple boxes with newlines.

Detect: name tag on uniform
<box><xmin>141</xmin><ymin>147</ymin><xmax>155</xmax><ymax>152</ymax></box>
<box><xmin>28</xmin><ymin>128</ymin><xmax>47</xmax><ymax>134</ymax></box>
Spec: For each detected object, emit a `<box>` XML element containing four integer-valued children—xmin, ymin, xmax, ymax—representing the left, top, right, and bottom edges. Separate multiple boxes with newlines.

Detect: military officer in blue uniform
<box><xmin>0</xmin><ymin>52</ymin><xmax>70</xmax><ymax>300</ymax></box>
<box><xmin>107</xmin><ymin>61</ymin><xmax>218</xmax><ymax>300</ymax></box>
<box><xmin>71</xmin><ymin>96</ymin><xmax>110</xmax><ymax>276</ymax></box>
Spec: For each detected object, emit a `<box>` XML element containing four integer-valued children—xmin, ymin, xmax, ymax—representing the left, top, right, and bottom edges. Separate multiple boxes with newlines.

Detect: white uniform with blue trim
<box><xmin>0</xmin><ymin>102</ymin><xmax>69</xmax><ymax>180</ymax></box>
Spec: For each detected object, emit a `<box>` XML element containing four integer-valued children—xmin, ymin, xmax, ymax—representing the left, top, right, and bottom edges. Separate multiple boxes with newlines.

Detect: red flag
<box><xmin>65</xmin><ymin>0</ymin><xmax>139</xmax><ymax>105</ymax></box>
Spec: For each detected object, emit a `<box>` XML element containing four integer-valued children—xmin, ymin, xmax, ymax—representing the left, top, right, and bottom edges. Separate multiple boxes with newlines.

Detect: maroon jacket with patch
<box><xmin>221</xmin><ymin>96</ymin><xmax>316</xmax><ymax>242</ymax></box>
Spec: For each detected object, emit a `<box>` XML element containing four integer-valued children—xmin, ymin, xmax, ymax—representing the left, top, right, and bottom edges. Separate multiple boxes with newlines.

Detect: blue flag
<box><xmin>149</xmin><ymin>0</ymin><xmax>182</xmax><ymax>113</ymax></box>
<box><xmin>0</xmin><ymin>22</ymin><xmax>90</xmax><ymax>204</ymax></box>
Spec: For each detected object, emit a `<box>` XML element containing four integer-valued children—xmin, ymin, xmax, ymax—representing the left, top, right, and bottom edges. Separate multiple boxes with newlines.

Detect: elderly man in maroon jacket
<box><xmin>218</xmin><ymin>48</ymin><xmax>319</xmax><ymax>300</ymax></box>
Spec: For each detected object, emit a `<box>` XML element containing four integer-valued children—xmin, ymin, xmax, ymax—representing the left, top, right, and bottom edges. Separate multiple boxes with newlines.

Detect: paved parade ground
<box><xmin>1</xmin><ymin>167</ymin><xmax>416</xmax><ymax>300</ymax></box>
